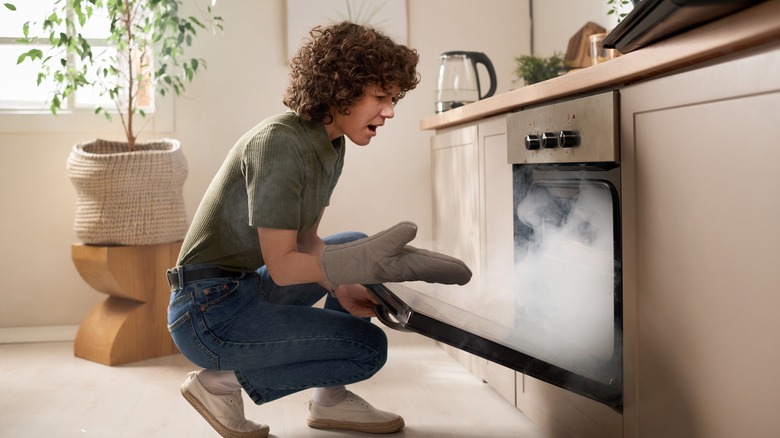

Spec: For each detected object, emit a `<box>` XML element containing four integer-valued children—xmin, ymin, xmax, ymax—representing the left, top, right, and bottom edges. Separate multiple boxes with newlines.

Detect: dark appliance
<box><xmin>603</xmin><ymin>0</ymin><xmax>766</xmax><ymax>53</ymax></box>
<box><xmin>368</xmin><ymin>91</ymin><xmax>623</xmax><ymax>410</ymax></box>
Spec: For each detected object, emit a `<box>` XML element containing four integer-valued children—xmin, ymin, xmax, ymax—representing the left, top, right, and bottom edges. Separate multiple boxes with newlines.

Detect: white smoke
<box><xmin>513</xmin><ymin>180</ymin><xmax>617</xmax><ymax>380</ymax></box>
<box><xmin>405</xmin><ymin>173</ymin><xmax>620</xmax><ymax>384</ymax></box>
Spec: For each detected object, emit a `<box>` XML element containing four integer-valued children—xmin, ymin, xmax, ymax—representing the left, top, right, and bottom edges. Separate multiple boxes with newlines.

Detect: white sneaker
<box><xmin>180</xmin><ymin>371</ymin><xmax>269</xmax><ymax>438</ymax></box>
<box><xmin>307</xmin><ymin>390</ymin><xmax>405</xmax><ymax>433</ymax></box>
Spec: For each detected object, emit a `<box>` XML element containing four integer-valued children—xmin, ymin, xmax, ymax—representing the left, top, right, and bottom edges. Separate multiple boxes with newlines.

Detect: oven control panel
<box><xmin>524</xmin><ymin>130</ymin><xmax>580</xmax><ymax>150</ymax></box>
<box><xmin>507</xmin><ymin>91</ymin><xmax>619</xmax><ymax>164</ymax></box>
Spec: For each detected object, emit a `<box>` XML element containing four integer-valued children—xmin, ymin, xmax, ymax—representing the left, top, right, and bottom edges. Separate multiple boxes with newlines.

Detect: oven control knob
<box><xmin>524</xmin><ymin>134</ymin><xmax>540</xmax><ymax>150</ymax></box>
<box><xmin>541</xmin><ymin>132</ymin><xmax>558</xmax><ymax>148</ymax></box>
<box><xmin>559</xmin><ymin>130</ymin><xmax>580</xmax><ymax>148</ymax></box>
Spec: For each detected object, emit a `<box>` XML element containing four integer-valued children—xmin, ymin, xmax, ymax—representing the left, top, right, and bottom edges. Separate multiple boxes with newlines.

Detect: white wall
<box><xmin>0</xmin><ymin>0</ymin><xmax>529</xmax><ymax>333</ymax></box>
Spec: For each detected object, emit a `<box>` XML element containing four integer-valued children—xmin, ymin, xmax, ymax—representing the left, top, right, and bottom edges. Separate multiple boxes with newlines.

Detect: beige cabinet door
<box><xmin>621</xmin><ymin>45</ymin><xmax>780</xmax><ymax>438</ymax></box>
<box><xmin>429</xmin><ymin>114</ymin><xmax>516</xmax><ymax>393</ymax></box>
<box><xmin>431</xmin><ymin>124</ymin><xmax>480</xmax><ymax>289</ymax></box>
<box><xmin>430</xmin><ymin>123</ymin><xmax>484</xmax><ymax>377</ymax></box>
<box><xmin>479</xmin><ymin>115</ymin><xmax>517</xmax><ymax>405</ymax></box>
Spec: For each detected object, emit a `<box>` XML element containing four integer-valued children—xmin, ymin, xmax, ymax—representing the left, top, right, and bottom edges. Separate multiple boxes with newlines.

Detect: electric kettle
<box><xmin>436</xmin><ymin>51</ymin><xmax>497</xmax><ymax>113</ymax></box>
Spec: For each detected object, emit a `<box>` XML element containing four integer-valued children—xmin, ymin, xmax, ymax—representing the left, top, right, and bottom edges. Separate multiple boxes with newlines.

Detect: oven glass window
<box><xmin>513</xmin><ymin>167</ymin><xmax>622</xmax><ymax>386</ymax></box>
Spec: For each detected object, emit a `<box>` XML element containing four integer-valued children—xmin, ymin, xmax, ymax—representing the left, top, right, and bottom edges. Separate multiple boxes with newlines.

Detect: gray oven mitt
<box><xmin>320</xmin><ymin>221</ymin><xmax>472</xmax><ymax>287</ymax></box>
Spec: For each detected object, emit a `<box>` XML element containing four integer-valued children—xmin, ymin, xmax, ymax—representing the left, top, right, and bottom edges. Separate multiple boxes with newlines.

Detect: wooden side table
<box><xmin>72</xmin><ymin>241</ymin><xmax>181</xmax><ymax>365</ymax></box>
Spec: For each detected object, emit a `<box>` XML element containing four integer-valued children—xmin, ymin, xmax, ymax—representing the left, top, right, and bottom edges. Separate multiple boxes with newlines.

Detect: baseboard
<box><xmin>0</xmin><ymin>325</ymin><xmax>79</xmax><ymax>344</ymax></box>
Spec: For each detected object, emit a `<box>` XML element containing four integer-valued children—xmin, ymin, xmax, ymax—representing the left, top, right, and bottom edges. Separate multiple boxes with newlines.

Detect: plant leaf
<box><xmin>17</xmin><ymin>49</ymin><xmax>43</xmax><ymax>64</ymax></box>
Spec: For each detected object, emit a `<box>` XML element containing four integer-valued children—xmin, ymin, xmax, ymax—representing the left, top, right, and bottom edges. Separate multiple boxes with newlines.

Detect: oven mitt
<box><xmin>320</xmin><ymin>221</ymin><xmax>472</xmax><ymax>287</ymax></box>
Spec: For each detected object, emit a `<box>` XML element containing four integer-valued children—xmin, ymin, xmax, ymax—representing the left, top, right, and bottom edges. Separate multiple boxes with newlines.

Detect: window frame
<box><xmin>0</xmin><ymin>1</ymin><xmax>174</xmax><ymax>134</ymax></box>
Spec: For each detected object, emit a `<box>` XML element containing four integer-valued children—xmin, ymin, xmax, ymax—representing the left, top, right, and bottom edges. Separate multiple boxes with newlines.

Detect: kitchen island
<box><xmin>421</xmin><ymin>2</ymin><xmax>780</xmax><ymax>437</ymax></box>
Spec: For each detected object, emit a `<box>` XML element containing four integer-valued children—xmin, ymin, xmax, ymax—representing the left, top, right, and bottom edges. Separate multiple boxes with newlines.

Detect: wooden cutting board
<box><xmin>566</xmin><ymin>22</ymin><xmax>607</xmax><ymax>68</ymax></box>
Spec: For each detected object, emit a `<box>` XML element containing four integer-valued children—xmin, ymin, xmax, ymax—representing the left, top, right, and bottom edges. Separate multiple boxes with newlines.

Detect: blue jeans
<box><xmin>167</xmin><ymin>231</ymin><xmax>387</xmax><ymax>405</ymax></box>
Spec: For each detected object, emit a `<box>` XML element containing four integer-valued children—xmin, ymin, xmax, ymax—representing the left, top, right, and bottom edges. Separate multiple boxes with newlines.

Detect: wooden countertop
<box><xmin>421</xmin><ymin>0</ymin><xmax>780</xmax><ymax>131</ymax></box>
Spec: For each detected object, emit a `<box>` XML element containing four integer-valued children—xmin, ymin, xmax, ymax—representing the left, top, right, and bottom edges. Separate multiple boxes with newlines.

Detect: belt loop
<box><xmin>177</xmin><ymin>266</ymin><xmax>185</xmax><ymax>288</ymax></box>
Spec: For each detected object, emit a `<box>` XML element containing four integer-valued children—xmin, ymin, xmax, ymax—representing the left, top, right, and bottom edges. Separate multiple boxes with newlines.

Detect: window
<box><xmin>0</xmin><ymin>1</ymin><xmax>58</xmax><ymax>110</ymax></box>
<box><xmin>0</xmin><ymin>1</ymin><xmax>120</xmax><ymax>111</ymax></box>
<box><xmin>0</xmin><ymin>1</ymin><xmax>171</xmax><ymax>133</ymax></box>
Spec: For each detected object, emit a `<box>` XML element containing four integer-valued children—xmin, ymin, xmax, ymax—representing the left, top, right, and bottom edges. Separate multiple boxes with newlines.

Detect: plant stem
<box><xmin>124</xmin><ymin>1</ymin><xmax>136</xmax><ymax>152</ymax></box>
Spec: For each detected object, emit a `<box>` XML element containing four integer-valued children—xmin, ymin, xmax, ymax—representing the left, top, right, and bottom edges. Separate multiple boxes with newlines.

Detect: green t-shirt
<box><xmin>177</xmin><ymin>112</ymin><xmax>345</xmax><ymax>271</ymax></box>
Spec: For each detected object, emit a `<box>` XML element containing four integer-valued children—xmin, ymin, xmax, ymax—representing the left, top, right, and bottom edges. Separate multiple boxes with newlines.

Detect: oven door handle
<box><xmin>373</xmin><ymin>304</ymin><xmax>412</xmax><ymax>332</ymax></box>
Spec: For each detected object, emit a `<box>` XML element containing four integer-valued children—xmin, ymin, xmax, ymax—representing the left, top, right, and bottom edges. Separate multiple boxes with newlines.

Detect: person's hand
<box><xmin>333</xmin><ymin>284</ymin><xmax>379</xmax><ymax>318</ymax></box>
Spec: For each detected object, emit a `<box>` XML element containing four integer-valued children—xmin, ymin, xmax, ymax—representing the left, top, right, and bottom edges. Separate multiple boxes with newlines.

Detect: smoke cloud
<box><xmin>411</xmin><ymin>169</ymin><xmax>621</xmax><ymax>386</ymax></box>
<box><xmin>513</xmin><ymin>178</ymin><xmax>617</xmax><ymax>382</ymax></box>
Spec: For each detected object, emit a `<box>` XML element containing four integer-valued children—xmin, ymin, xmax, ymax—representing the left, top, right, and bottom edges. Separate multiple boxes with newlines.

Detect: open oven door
<box><xmin>366</xmin><ymin>282</ymin><xmax>623</xmax><ymax>411</ymax></box>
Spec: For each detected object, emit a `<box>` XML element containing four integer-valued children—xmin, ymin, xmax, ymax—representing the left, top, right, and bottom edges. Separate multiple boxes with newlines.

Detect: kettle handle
<box><xmin>469</xmin><ymin>51</ymin><xmax>497</xmax><ymax>100</ymax></box>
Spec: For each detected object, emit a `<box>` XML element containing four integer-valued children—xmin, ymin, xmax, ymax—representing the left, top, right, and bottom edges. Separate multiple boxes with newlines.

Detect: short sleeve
<box><xmin>243</xmin><ymin>124</ymin><xmax>305</xmax><ymax>229</ymax></box>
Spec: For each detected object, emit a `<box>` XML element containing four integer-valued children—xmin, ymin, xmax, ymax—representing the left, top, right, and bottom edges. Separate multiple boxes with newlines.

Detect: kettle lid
<box><xmin>441</xmin><ymin>50</ymin><xmax>480</xmax><ymax>58</ymax></box>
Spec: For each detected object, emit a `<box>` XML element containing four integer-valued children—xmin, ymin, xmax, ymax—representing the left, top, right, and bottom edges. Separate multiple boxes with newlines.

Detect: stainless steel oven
<box><xmin>368</xmin><ymin>91</ymin><xmax>622</xmax><ymax>411</ymax></box>
<box><xmin>508</xmin><ymin>91</ymin><xmax>622</xmax><ymax>409</ymax></box>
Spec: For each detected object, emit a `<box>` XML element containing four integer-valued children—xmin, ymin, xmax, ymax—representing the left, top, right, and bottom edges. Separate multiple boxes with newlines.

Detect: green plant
<box><xmin>607</xmin><ymin>0</ymin><xmax>631</xmax><ymax>23</ymax></box>
<box><xmin>513</xmin><ymin>52</ymin><xmax>566</xmax><ymax>85</ymax></box>
<box><xmin>15</xmin><ymin>0</ymin><xmax>222</xmax><ymax>151</ymax></box>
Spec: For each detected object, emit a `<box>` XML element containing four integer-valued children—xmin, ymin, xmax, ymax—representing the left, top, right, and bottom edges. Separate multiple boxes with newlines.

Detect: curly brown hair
<box><xmin>283</xmin><ymin>22</ymin><xmax>420</xmax><ymax>123</ymax></box>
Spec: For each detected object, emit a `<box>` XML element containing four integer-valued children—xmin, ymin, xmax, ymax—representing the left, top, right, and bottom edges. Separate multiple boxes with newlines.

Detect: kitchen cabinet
<box><xmin>430</xmin><ymin>120</ymin><xmax>482</xmax><ymax>380</ymax></box>
<box><xmin>426</xmin><ymin>31</ymin><xmax>780</xmax><ymax>438</ymax></box>
<box><xmin>515</xmin><ymin>372</ymin><xmax>621</xmax><ymax>438</ymax></box>
<box><xmin>430</xmin><ymin>114</ymin><xmax>515</xmax><ymax>403</ymax></box>
<box><xmin>478</xmin><ymin>116</ymin><xmax>516</xmax><ymax>405</ymax></box>
<box><xmin>431</xmin><ymin>112</ymin><xmax>622</xmax><ymax>437</ymax></box>
<box><xmin>620</xmin><ymin>43</ymin><xmax>780</xmax><ymax>438</ymax></box>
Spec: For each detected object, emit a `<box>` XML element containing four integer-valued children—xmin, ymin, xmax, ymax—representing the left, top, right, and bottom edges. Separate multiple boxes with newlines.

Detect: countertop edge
<box><xmin>420</xmin><ymin>0</ymin><xmax>780</xmax><ymax>131</ymax></box>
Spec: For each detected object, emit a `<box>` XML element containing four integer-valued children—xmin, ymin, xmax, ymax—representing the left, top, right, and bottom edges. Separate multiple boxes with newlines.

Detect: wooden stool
<box><xmin>72</xmin><ymin>242</ymin><xmax>181</xmax><ymax>365</ymax></box>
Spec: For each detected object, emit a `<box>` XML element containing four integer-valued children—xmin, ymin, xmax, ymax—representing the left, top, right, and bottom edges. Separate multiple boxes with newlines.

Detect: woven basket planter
<box><xmin>66</xmin><ymin>138</ymin><xmax>188</xmax><ymax>246</ymax></box>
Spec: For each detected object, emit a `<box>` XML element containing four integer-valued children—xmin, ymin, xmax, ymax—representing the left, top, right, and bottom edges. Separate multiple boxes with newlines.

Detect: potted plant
<box><xmin>13</xmin><ymin>0</ymin><xmax>222</xmax><ymax>246</ymax></box>
<box><xmin>513</xmin><ymin>52</ymin><xmax>566</xmax><ymax>85</ymax></box>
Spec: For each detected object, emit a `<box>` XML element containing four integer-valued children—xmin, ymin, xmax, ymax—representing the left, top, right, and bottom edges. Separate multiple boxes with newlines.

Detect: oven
<box><xmin>367</xmin><ymin>90</ymin><xmax>622</xmax><ymax>411</ymax></box>
<box><xmin>508</xmin><ymin>91</ymin><xmax>622</xmax><ymax>408</ymax></box>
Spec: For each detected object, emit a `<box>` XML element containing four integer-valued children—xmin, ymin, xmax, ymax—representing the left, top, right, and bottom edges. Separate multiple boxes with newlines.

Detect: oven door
<box><xmin>367</xmin><ymin>281</ymin><xmax>622</xmax><ymax>410</ymax></box>
<box><xmin>366</xmin><ymin>169</ymin><xmax>622</xmax><ymax>411</ymax></box>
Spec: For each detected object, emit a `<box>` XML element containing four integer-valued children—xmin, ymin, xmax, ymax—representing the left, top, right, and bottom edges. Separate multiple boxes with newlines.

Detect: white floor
<box><xmin>0</xmin><ymin>327</ymin><xmax>548</xmax><ymax>438</ymax></box>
